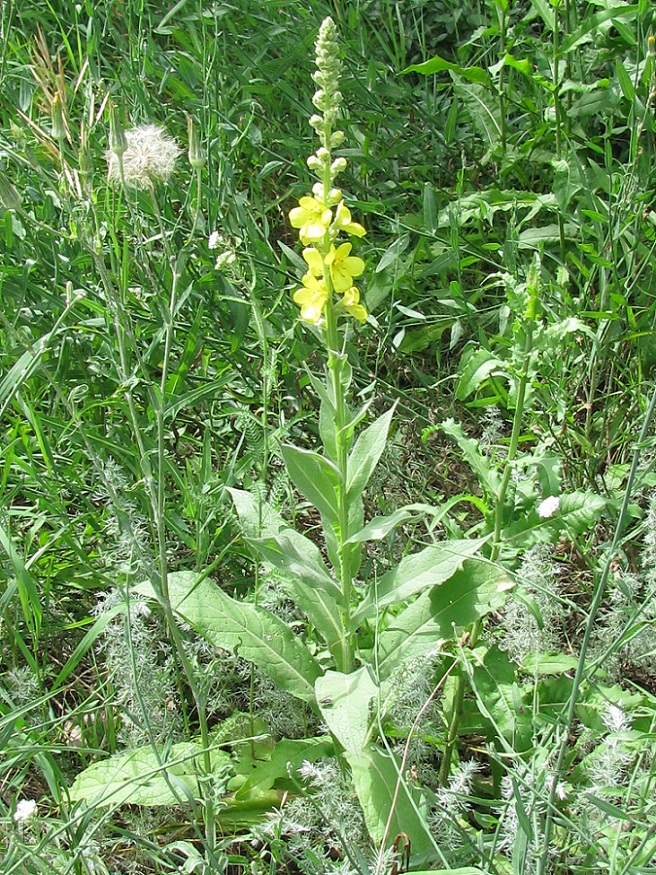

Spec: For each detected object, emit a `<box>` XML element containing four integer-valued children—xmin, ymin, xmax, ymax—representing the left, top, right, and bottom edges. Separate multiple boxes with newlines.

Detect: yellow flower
<box><xmin>293</xmin><ymin>273</ymin><xmax>329</xmax><ymax>323</ymax></box>
<box><xmin>302</xmin><ymin>243</ymin><xmax>365</xmax><ymax>293</ymax></box>
<box><xmin>338</xmin><ymin>286</ymin><xmax>367</xmax><ymax>323</ymax></box>
<box><xmin>333</xmin><ymin>201</ymin><xmax>366</xmax><ymax>237</ymax></box>
<box><xmin>289</xmin><ymin>196</ymin><xmax>332</xmax><ymax>245</ymax></box>
<box><xmin>326</xmin><ymin>242</ymin><xmax>365</xmax><ymax>291</ymax></box>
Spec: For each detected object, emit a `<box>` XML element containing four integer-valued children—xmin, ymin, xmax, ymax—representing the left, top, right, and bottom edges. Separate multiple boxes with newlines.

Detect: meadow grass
<box><xmin>2</xmin><ymin>1</ymin><xmax>656</xmax><ymax>874</ymax></box>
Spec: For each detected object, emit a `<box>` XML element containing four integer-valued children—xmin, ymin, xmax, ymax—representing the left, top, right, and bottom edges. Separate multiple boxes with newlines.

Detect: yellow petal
<box><xmin>302</xmin><ymin>247</ymin><xmax>324</xmax><ymax>276</ymax></box>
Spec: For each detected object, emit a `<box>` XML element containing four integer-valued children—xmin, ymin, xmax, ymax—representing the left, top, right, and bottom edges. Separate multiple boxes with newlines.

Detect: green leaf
<box><xmin>138</xmin><ymin>572</ymin><xmax>322</xmax><ymax>703</ymax></box>
<box><xmin>348</xmin><ymin>746</ymin><xmax>436</xmax><ymax>855</ymax></box>
<box><xmin>402</xmin><ymin>54</ymin><xmax>491</xmax><ymax>88</ymax></box>
<box><xmin>69</xmin><ymin>741</ymin><xmax>232</xmax><ymax>807</ymax></box>
<box><xmin>522</xmin><ymin>653</ymin><xmax>579</xmax><ymax>675</ymax></box>
<box><xmin>456</xmin><ymin>348</ymin><xmax>505</xmax><ymax>401</ymax></box>
<box><xmin>347</xmin><ymin>406</ymin><xmax>396</xmax><ymax>502</ymax></box>
<box><xmin>441</xmin><ymin>418</ymin><xmax>502</xmax><ymax>495</ymax></box>
<box><xmin>228</xmin><ymin>489</ymin><xmax>345</xmax><ymax>652</ymax></box>
<box><xmin>377</xmin><ymin>560</ymin><xmax>512</xmax><ymax>677</ymax></box>
<box><xmin>249</xmin><ymin>532</ymin><xmax>342</xmax><ymax>604</ymax></box>
<box><xmin>280</xmin><ymin>444</ymin><xmax>341</xmax><ymax>528</ymax></box>
<box><xmin>355</xmin><ymin>538</ymin><xmax>489</xmax><ymax>622</ymax></box>
<box><xmin>561</xmin><ymin>5</ymin><xmax>640</xmax><ymax>53</ymax></box>
<box><xmin>504</xmin><ymin>491</ymin><xmax>607</xmax><ymax>547</ymax></box>
<box><xmin>234</xmin><ymin>736</ymin><xmax>334</xmax><ymax>798</ymax></box>
<box><xmin>345</xmin><ymin>503</ymin><xmax>438</xmax><ymax>545</ymax></box>
<box><xmin>316</xmin><ymin>668</ymin><xmax>379</xmax><ymax>754</ymax></box>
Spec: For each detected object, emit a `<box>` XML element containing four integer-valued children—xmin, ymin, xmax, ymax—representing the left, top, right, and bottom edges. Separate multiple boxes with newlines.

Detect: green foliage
<box><xmin>3</xmin><ymin>1</ymin><xmax>656</xmax><ymax>874</ymax></box>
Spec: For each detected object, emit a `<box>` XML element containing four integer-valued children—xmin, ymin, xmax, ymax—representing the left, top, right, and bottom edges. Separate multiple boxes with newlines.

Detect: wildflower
<box><xmin>337</xmin><ymin>286</ymin><xmax>367</xmax><ymax>323</ymax></box>
<box><xmin>293</xmin><ymin>274</ymin><xmax>330</xmax><ymax>323</ymax></box>
<box><xmin>107</xmin><ymin>124</ymin><xmax>180</xmax><ymax>189</ymax></box>
<box><xmin>537</xmin><ymin>495</ymin><xmax>560</xmax><ymax>518</ymax></box>
<box><xmin>303</xmin><ymin>243</ymin><xmax>365</xmax><ymax>292</ymax></box>
<box><xmin>289</xmin><ymin>196</ymin><xmax>332</xmax><ymax>245</ymax></box>
<box><xmin>14</xmin><ymin>799</ymin><xmax>37</xmax><ymax>823</ymax></box>
<box><xmin>333</xmin><ymin>201</ymin><xmax>366</xmax><ymax>237</ymax></box>
<box><xmin>208</xmin><ymin>231</ymin><xmax>221</xmax><ymax>249</ymax></box>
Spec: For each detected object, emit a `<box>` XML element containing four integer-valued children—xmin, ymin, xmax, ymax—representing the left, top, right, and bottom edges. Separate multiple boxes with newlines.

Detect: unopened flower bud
<box><xmin>307</xmin><ymin>155</ymin><xmax>322</xmax><ymax>170</ymax></box>
<box><xmin>187</xmin><ymin>115</ymin><xmax>205</xmax><ymax>170</ymax></box>
<box><xmin>51</xmin><ymin>93</ymin><xmax>66</xmax><ymax>142</ymax></box>
<box><xmin>330</xmin><ymin>157</ymin><xmax>347</xmax><ymax>174</ymax></box>
<box><xmin>330</xmin><ymin>130</ymin><xmax>344</xmax><ymax>148</ymax></box>
<box><xmin>108</xmin><ymin>102</ymin><xmax>127</xmax><ymax>158</ymax></box>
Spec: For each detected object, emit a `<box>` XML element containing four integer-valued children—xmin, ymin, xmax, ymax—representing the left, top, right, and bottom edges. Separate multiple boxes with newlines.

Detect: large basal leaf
<box><xmin>348</xmin><ymin>746</ymin><xmax>436</xmax><ymax>858</ymax></box>
<box><xmin>316</xmin><ymin>668</ymin><xmax>378</xmax><ymax>755</ymax></box>
<box><xmin>354</xmin><ymin>538</ymin><xmax>488</xmax><ymax>622</ymax></box>
<box><xmin>346</xmin><ymin>406</ymin><xmax>396</xmax><ymax>503</ymax></box>
<box><xmin>376</xmin><ymin>560</ymin><xmax>513</xmax><ymax>678</ymax></box>
<box><xmin>69</xmin><ymin>741</ymin><xmax>232</xmax><ymax>807</ymax></box>
<box><xmin>139</xmin><ymin>572</ymin><xmax>322</xmax><ymax>703</ymax></box>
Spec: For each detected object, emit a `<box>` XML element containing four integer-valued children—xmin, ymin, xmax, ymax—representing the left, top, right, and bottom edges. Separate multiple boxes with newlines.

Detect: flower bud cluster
<box><xmin>288</xmin><ymin>18</ymin><xmax>367</xmax><ymax>325</ymax></box>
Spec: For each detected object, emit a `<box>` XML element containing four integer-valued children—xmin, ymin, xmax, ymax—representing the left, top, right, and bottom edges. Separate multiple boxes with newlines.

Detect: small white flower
<box><xmin>537</xmin><ymin>495</ymin><xmax>560</xmax><ymax>518</ymax></box>
<box><xmin>208</xmin><ymin>231</ymin><xmax>221</xmax><ymax>249</ymax></box>
<box><xmin>107</xmin><ymin>124</ymin><xmax>180</xmax><ymax>189</ymax></box>
<box><xmin>14</xmin><ymin>799</ymin><xmax>37</xmax><ymax>822</ymax></box>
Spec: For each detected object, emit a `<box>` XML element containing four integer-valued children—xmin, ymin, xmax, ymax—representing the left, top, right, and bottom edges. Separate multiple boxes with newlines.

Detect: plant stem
<box><xmin>323</xmin><ymin>292</ymin><xmax>355</xmax><ymax>674</ymax></box>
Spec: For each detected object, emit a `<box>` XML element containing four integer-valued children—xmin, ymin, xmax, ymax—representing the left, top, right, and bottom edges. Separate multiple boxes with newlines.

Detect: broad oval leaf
<box><xmin>355</xmin><ymin>538</ymin><xmax>489</xmax><ymax>622</ymax></box>
<box><xmin>138</xmin><ymin>572</ymin><xmax>322</xmax><ymax>703</ymax></box>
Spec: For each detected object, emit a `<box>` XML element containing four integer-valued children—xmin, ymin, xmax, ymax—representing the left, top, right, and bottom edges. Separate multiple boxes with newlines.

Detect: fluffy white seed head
<box><xmin>107</xmin><ymin>124</ymin><xmax>180</xmax><ymax>189</ymax></box>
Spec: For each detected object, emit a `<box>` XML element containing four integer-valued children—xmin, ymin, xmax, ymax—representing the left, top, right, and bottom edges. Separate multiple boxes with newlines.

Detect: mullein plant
<box><xmin>70</xmin><ymin>17</ymin><xmax>611</xmax><ymax>868</ymax></box>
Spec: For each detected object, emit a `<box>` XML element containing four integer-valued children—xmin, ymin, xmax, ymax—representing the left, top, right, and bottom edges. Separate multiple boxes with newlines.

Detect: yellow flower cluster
<box><xmin>289</xmin><ymin>18</ymin><xmax>368</xmax><ymax>326</ymax></box>
<box><xmin>290</xmin><ymin>185</ymin><xmax>367</xmax><ymax>324</ymax></box>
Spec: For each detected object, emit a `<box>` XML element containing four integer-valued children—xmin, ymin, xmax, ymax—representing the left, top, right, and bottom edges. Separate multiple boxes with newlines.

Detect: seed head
<box><xmin>107</xmin><ymin>124</ymin><xmax>180</xmax><ymax>189</ymax></box>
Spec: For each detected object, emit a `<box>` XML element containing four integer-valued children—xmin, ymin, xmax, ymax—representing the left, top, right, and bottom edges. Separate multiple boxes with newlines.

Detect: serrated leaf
<box><xmin>137</xmin><ymin>573</ymin><xmax>322</xmax><ymax>702</ymax></box>
<box><xmin>69</xmin><ymin>741</ymin><xmax>232</xmax><ymax>807</ymax></box>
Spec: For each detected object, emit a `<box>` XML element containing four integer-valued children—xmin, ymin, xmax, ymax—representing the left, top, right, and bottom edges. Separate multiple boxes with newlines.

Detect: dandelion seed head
<box><xmin>107</xmin><ymin>124</ymin><xmax>180</xmax><ymax>189</ymax></box>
